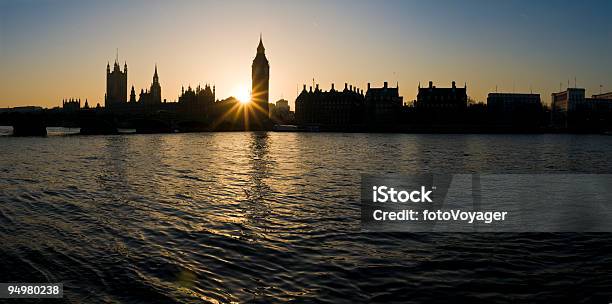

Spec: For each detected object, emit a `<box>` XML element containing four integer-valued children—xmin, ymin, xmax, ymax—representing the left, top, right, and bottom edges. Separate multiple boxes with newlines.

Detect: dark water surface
<box><xmin>1</xmin><ymin>132</ymin><xmax>612</xmax><ymax>303</ymax></box>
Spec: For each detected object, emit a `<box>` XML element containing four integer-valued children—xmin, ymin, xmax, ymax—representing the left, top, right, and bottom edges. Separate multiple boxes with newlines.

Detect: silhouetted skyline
<box><xmin>1</xmin><ymin>0</ymin><xmax>611</xmax><ymax>108</ymax></box>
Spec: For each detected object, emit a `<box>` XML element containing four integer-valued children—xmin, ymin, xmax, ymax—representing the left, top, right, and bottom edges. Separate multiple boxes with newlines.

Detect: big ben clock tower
<box><xmin>251</xmin><ymin>34</ymin><xmax>270</xmax><ymax>125</ymax></box>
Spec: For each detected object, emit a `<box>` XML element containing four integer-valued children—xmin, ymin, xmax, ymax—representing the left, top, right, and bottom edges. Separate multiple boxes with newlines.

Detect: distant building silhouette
<box><xmin>129</xmin><ymin>86</ymin><xmax>137</xmax><ymax>103</ymax></box>
<box><xmin>295</xmin><ymin>83</ymin><xmax>365</xmax><ymax>126</ymax></box>
<box><xmin>365</xmin><ymin>82</ymin><xmax>403</xmax><ymax>124</ymax></box>
<box><xmin>592</xmin><ymin>91</ymin><xmax>612</xmax><ymax>100</ymax></box>
<box><xmin>151</xmin><ymin>65</ymin><xmax>162</xmax><ymax>104</ymax></box>
<box><xmin>178</xmin><ymin>84</ymin><xmax>215</xmax><ymax>118</ymax></box>
<box><xmin>268</xmin><ymin>102</ymin><xmax>276</xmax><ymax>118</ymax></box>
<box><xmin>487</xmin><ymin>93</ymin><xmax>542</xmax><ymax>127</ymax></box>
<box><xmin>416</xmin><ymin>81</ymin><xmax>467</xmax><ymax>109</ymax></box>
<box><xmin>0</xmin><ymin>106</ymin><xmax>42</xmax><ymax>114</ymax></box>
<box><xmin>62</xmin><ymin>98</ymin><xmax>81</xmax><ymax>112</ymax></box>
<box><xmin>551</xmin><ymin>88</ymin><xmax>584</xmax><ymax>127</ymax></box>
<box><xmin>552</xmin><ymin>87</ymin><xmax>612</xmax><ymax>129</ymax></box>
<box><xmin>138</xmin><ymin>65</ymin><xmax>163</xmax><ymax>107</ymax></box>
<box><xmin>552</xmin><ymin>88</ymin><xmax>584</xmax><ymax>113</ymax></box>
<box><xmin>251</xmin><ymin>35</ymin><xmax>270</xmax><ymax>123</ymax></box>
<box><xmin>269</xmin><ymin>99</ymin><xmax>293</xmax><ymax>123</ymax></box>
<box><xmin>584</xmin><ymin>93</ymin><xmax>612</xmax><ymax>112</ymax></box>
<box><xmin>105</xmin><ymin>58</ymin><xmax>128</xmax><ymax>109</ymax></box>
<box><xmin>274</xmin><ymin>99</ymin><xmax>289</xmax><ymax>115</ymax></box>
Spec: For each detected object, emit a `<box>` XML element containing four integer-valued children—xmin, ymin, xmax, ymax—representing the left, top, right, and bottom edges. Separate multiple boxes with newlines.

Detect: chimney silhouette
<box><xmin>384</xmin><ymin>81</ymin><xmax>388</xmax><ymax>89</ymax></box>
<box><xmin>452</xmin><ymin>81</ymin><xmax>456</xmax><ymax>88</ymax></box>
<box><xmin>429</xmin><ymin>81</ymin><xmax>433</xmax><ymax>88</ymax></box>
<box><xmin>367</xmin><ymin>83</ymin><xmax>371</xmax><ymax>90</ymax></box>
<box><xmin>331</xmin><ymin>83</ymin><xmax>335</xmax><ymax>90</ymax></box>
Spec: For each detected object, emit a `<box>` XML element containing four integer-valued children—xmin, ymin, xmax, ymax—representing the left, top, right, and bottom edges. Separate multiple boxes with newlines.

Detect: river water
<box><xmin>1</xmin><ymin>130</ymin><xmax>612</xmax><ymax>303</ymax></box>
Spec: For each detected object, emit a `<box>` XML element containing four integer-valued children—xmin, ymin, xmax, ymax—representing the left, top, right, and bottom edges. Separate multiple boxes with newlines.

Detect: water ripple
<box><xmin>1</xmin><ymin>133</ymin><xmax>612</xmax><ymax>302</ymax></box>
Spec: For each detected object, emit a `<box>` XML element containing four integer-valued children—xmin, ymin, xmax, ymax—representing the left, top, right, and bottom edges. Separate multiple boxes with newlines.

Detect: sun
<box><xmin>233</xmin><ymin>85</ymin><xmax>251</xmax><ymax>104</ymax></box>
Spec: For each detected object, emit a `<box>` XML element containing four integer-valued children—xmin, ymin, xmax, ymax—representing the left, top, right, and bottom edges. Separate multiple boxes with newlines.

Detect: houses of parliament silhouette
<box><xmin>88</xmin><ymin>36</ymin><xmax>271</xmax><ymax>131</ymax></box>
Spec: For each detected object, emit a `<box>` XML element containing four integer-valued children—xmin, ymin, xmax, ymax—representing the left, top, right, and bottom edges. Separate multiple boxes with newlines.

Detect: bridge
<box><xmin>0</xmin><ymin>109</ymin><xmax>204</xmax><ymax>136</ymax></box>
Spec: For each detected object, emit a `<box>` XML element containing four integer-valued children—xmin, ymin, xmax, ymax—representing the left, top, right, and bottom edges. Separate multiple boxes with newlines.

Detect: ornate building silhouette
<box><xmin>62</xmin><ymin>98</ymin><xmax>81</xmax><ymax>112</ymax></box>
<box><xmin>251</xmin><ymin>35</ymin><xmax>270</xmax><ymax>122</ymax></box>
<box><xmin>150</xmin><ymin>65</ymin><xmax>162</xmax><ymax>104</ymax></box>
<box><xmin>178</xmin><ymin>84</ymin><xmax>215</xmax><ymax>119</ymax></box>
<box><xmin>105</xmin><ymin>57</ymin><xmax>128</xmax><ymax>109</ymax></box>
<box><xmin>139</xmin><ymin>65</ymin><xmax>162</xmax><ymax>106</ymax></box>
<box><xmin>129</xmin><ymin>86</ymin><xmax>137</xmax><ymax>103</ymax></box>
<box><xmin>295</xmin><ymin>83</ymin><xmax>365</xmax><ymax>126</ymax></box>
<box><xmin>295</xmin><ymin>81</ymin><xmax>404</xmax><ymax>127</ymax></box>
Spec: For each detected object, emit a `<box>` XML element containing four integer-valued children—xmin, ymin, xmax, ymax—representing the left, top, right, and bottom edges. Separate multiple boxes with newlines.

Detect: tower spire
<box><xmin>257</xmin><ymin>34</ymin><xmax>265</xmax><ymax>54</ymax></box>
<box><xmin>115</xmin><ymin>48</ymin><xmax>118</xmax><ymax>64</ymax></box>
<box><xmin>153</xmin><ymin>64</ymin><xmax>159</xmax><ymax>83</ymax></box>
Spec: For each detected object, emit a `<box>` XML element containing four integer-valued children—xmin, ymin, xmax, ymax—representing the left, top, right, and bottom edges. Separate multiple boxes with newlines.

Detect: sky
<box><xmin>1</xmin><ymin>0</ymin><xmax>611</xmax><ymax>109</ymax></box>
